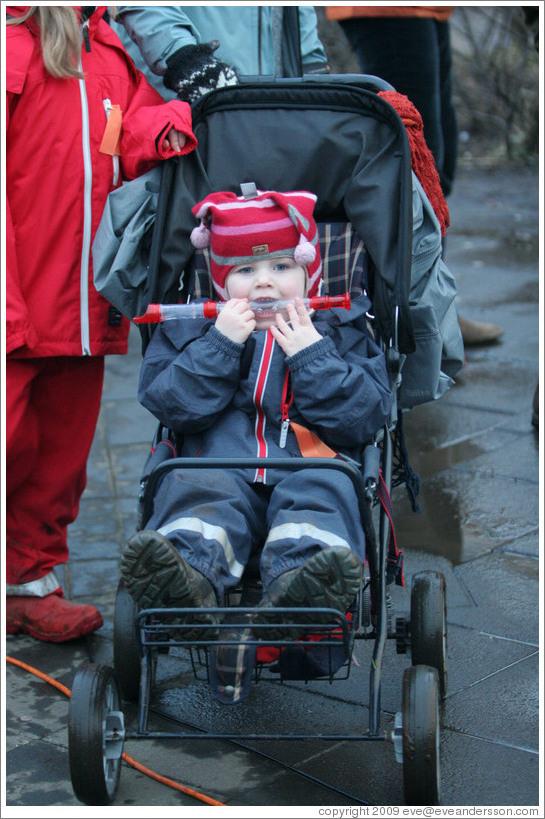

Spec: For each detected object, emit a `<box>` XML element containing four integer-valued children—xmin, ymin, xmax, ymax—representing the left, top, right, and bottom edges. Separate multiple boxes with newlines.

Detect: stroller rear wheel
<box><xmin>68</xmin><ymin>663</ymin><xmax>125</xmax><ymax>805</ymax></box>
<box><xmin>411</xmin><ymin>571</ymin><xmax>448</xmax><ymax>698</ymax></box>
<box><xmin>113</xmin><ymin>579</ymin><xmax>143</xmax><ymax>702</ymax></box>
<box><xmin>401</xmin><ymin>664</ymin><xmax>441</xmax><ymax>806</ymax></box>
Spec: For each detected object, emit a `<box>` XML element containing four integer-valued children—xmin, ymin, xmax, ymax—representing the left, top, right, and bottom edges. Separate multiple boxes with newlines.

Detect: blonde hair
<box><xmin>8</xmin><ymin>6</ymin><xmax>83</xmax><ymax>79</ymax></box>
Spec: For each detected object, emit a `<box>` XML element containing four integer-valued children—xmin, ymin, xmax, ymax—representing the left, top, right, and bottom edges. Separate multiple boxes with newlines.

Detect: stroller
<box><xmin>69</xmin><ymin>75</ymin><xmax>459</xmax><ymax>806</ymax></box>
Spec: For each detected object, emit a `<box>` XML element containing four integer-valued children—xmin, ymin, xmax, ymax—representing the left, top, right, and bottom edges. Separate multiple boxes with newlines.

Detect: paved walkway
<box><xmin>4</xmin><ymin>165</ymin><xmax>540</xmax><ymax>811</ymax></box>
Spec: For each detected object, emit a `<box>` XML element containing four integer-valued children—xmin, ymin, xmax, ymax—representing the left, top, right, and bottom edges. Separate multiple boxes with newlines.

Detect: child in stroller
<box><xmin>120</xmin><ymin>185</ymin><xmax>392</xmax><ymax>641</ymax></box>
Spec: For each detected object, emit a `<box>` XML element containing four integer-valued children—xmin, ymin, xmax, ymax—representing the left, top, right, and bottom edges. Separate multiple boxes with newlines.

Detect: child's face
<box><xmin>226</xmin><ymin>256</ymin><xmax>307</xmax><ymax>329</ymax></box>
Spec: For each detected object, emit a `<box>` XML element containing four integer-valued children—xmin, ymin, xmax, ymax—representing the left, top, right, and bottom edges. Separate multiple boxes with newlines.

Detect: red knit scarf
<box><xmin>379</xmin><ymin>90</ymin><xmax>450</xmax><ymax>236</ymax></box>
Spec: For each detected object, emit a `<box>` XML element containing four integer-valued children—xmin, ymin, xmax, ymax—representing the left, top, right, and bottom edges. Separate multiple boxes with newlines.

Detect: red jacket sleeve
<box><xmin>6</xmin><ymin>92</ymin><xmax>39</xmax><ymax>354</ymax></box>
<box><xmin>120</xmin><ymin>71</ymin><xmax>197</xmax><ymax>180</ymax></box>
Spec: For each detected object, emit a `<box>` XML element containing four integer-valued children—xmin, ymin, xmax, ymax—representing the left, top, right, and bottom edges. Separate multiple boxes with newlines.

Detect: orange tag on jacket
<box><xmin>289</xmin><ymin>421</ymin><xmax>338</xmax><ymax>459</ymax></box>
<box><xmin>100</xmin><ymin>104</ymin><xmax>122</xmax><ymax>156</ymax></box>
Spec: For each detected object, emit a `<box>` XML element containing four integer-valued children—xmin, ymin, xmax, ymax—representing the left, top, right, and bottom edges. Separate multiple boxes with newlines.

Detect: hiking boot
<box><xmin>253</xmin><ymin>547</ymin><xmax>362</xmax><ymax>639</ymax></box>
<box><xmin>458</xmin><ymin>315</ymin><xmax>503</xmax><ymax>346</ymax></box>
<box><xmin>6</xmin><ymin>594</ymin><xmax>103</xmax><ymax>642</ymax></box>
<box><xmin>121</xmin><ymin>530</ymin><xmax>217</xmax><ymax>638</ymax></box>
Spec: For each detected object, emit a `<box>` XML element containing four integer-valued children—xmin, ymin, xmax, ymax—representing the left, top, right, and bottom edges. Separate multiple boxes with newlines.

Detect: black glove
<box><xmin>163</xmin><ymin>41</ymin><xmax>239</xmax><ymax>105</ymax></box>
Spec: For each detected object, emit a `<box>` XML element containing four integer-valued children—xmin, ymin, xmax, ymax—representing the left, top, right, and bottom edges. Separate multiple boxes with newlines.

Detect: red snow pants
<box><xmin>5</xmin><ymin>356</ymin><xmax>104</xmax><ymax>585</ymax></box>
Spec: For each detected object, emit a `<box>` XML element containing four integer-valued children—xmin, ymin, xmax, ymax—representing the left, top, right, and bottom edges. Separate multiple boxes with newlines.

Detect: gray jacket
<box><xmin>113</xmin><ymin>6</ymin><xmax>328</xmax><ymax>100</ymax></box>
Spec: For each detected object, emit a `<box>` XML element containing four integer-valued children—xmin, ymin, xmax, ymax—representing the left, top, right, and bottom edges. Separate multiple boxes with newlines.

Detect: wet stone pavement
<box><xmin>4</xmin><ymin>165</ymin><xmax>540</xmax><ymax>811</ymax></box>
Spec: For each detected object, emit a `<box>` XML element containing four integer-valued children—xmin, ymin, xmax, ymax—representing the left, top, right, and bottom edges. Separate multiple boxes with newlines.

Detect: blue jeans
<box><xmin>340</xmin><ymin>17</ymin><xmax>458</xmax><ymax>196</ymax></box>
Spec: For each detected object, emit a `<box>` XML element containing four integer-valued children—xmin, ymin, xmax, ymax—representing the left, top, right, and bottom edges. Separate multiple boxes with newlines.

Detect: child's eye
<box><xmin>236</xmin><ymin>266</ymin><xmax>254</xmax><ymax>275</ymax></box>
<box><xmin>274</xmin><ymin>263</ymin><xmax>288</xmax><ymax>271</ymax></box>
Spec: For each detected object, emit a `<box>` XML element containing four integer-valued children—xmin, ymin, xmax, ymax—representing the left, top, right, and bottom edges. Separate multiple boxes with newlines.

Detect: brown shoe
<box><xmin>253</xmin><ymin>547</ymin><xmax>362</xmax><ymax>639</ymax></box>
<box><xmin>458</xmin><ymin>315</ymin><xmax>504</xmax><ymax>346</ymax></box>
<box><xmin>6</xmin><ymin>595</ymin><xmax>103</xmax><ymax>642</ymax></box>
<box><xmin>121</xmin><ymin>530</ymin><xmax>217</xmax><ymax>638</ymax></box>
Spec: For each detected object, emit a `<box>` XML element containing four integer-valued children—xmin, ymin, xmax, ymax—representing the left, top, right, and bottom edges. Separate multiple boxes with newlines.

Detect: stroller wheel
<box><xmin>68</xmin><ymin>663</ymin><xmax>125</xmax><ymax>806</ymax></box>
<box><xmin>410</xmin><ymin>571</ymin><xmax>448</xmax><ymax>698</ymax></box>
<box><xmin>360</xmin><ymin>582</ymin><xmax>373</xmax><ymax>634</ymax></box>
<box><xmin>401</xmin><ymin>665</ymin><xmax>441</xmax><ymax>806</ymax></box>
<box><xmin>113</xmin><ymin>579</ymin><xmax>143</xmax><ymax>702</ymax></box>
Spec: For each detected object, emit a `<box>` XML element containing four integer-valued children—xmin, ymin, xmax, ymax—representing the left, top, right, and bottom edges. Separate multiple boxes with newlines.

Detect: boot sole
<box><xmin>121</xmin><ymin>532</ymin><xmax>217</xmax><ymax>639</ymax></box>
<box><xmin>254</xmin><ymin>548</ymin><xmax>362</xmax><ymax>639</ymax></box>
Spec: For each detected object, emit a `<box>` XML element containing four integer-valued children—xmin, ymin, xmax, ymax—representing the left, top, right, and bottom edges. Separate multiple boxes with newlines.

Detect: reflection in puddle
<box><xmin>392</xmin><ymin>474</ymin><xmax>495</xmax><ymax>566</ymax></box>
<box><xmin>391</xmin><ymin>417</ymin><xmax>494</xmax><ymax>565</ymax></box>
<box><xmin>416</xmin><ymin>438</ymin><xmax>487</xmax><ymax>477</ymax></box>
<box><xmin>391</xmin><ymin>396</ymin><xmax>538</xmax><ymax>565</ymax></box>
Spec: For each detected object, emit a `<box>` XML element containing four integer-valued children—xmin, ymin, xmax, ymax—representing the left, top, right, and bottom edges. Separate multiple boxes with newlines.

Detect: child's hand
<box><xmin>215</xmin><ymin>299</ymin><xmax>256</xmax><ymax>344</ymax></box>
<box><xmin>162</xmin><ymin>128</ymin><xmax>187</xmax><ymax>153</ymax></box>
<box><xmin>270</xmin><ymin>298</ymin><xmax>322</xmax><ymax>356</ymax></box>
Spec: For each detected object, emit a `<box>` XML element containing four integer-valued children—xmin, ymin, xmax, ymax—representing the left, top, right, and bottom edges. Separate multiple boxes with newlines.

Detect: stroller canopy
<box><xmin>153</xmin><ymin>77</ymin><xmax>415</xmax><ymax>352</ymax></box>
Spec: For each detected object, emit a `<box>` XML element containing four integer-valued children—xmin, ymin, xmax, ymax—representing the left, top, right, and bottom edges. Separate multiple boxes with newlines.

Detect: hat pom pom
<box><xmin>190</xmin><ymin>223</ymin><xmax>211</xmax><ymax>249</ymax></box>
<box><xmin>294</xmin><ymin>236</ymin><xmax>316</xmax><ymax>266</ymax></box>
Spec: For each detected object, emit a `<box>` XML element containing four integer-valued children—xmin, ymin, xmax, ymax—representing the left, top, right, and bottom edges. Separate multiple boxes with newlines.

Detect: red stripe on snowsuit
<box><xmin>253</xmin><ymin>331</ymin><xmax>275</xmax><ymax>483</ymax></box>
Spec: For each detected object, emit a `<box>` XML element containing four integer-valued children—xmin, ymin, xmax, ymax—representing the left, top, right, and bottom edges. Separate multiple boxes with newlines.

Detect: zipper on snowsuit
<box><xmin>253</xmin><ymin>330</ymin><xmax>276</xmax><ymax>483</ymax></box>
<box><xmin>279</xmin><ymin>368</ymin><xmax>293</xmax><ymax>448</ymax></box>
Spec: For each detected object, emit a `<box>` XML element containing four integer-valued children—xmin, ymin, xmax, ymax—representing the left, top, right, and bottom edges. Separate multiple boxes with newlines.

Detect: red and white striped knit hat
<box><xmin>190</xmin><ymin>187</ymin><xmax>322</xmax><ymax>300</ymax></box>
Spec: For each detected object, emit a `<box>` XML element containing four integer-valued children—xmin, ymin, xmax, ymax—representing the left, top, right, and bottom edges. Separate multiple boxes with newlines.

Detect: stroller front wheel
<box><xmin>401</xmin><ymin>664</ymin><xmax>441</xmax><ymax>806</ymax></box>
<box><xmin>68</xmin><ymin>663</ymin><xmax>125</xmax><ymax>805</ymax></box>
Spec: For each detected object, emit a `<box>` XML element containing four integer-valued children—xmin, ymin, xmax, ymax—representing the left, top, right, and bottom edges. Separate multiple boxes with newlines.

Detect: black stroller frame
<box><xmin>68</xmin><ymin>75</ymin><xmax>448</xmax><ymax>807</ymax></box>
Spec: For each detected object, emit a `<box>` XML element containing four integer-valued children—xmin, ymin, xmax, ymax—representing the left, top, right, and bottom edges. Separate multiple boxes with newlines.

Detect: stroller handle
<box><xmin>236</xmin><ymin>73</ymin><xmax>396</xmax><ymax>93</ymax></box>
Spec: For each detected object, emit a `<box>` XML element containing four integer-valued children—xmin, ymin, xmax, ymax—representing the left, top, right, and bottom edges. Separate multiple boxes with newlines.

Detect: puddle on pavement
<box><xmin>389</xmin><ymin>387</ymin><xmax>539</xmax><ymax>565</ymax></box>
<box><xmin>392</xmin><ymin>453</ymin><xmax>539</xmax><ymax>566</ymax></box>
<box><xmin>390</xmin><ymin>429</ymin><xmax>524</xmax><ymax>566</ymax></box>
<box><xmin>413</xmin><ymin>437</ymin><xmax>488</xmax><ymax>477</ymax></box>
<box><xmin>392</xmin><ymin>473</ymin><xmax>496</xmax><ymax>567</ymax></box>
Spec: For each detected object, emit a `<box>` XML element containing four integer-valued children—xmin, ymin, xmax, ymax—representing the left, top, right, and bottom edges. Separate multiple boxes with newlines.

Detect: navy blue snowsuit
<box><xmin>139</xmin><ymin>294</ymin><xmax>392</xmax><ymax>602</ymax></box>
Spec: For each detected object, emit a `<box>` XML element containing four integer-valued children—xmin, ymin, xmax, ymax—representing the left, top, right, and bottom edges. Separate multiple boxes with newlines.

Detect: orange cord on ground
<box><xmin>6</xmin><ymin>655</ymin><xmax>226</xmax><ymax>807</ymax></box>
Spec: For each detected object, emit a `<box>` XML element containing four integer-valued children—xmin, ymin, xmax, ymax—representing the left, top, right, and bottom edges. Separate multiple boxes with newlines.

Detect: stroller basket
<box><xmin>136</xmin><ymin>606</ymin><xmax>353</xmax><ymax>650</ymax></box>
<box><xmin>136</xmin><ymin>604</ymin><xmax>357</xmax><ymax>684</ymax></box>
<box><xmin>132</xmin><ymin>604</ymin><xmax>376</xmax><ymax>743</ymax></box>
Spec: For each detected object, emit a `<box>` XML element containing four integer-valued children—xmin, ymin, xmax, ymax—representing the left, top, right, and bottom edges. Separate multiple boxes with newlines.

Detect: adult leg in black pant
<box><xmin>340</xmin><ymin>16</ymin><xmax>503</xmax><ymax>346</ymax></box>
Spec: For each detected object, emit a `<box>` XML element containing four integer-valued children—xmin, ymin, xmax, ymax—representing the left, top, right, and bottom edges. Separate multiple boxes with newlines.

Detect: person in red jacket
<box><xmin>5</xmin><ymin>5</ymin><xmax>197</xmax><ymax>642</ymax></box>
